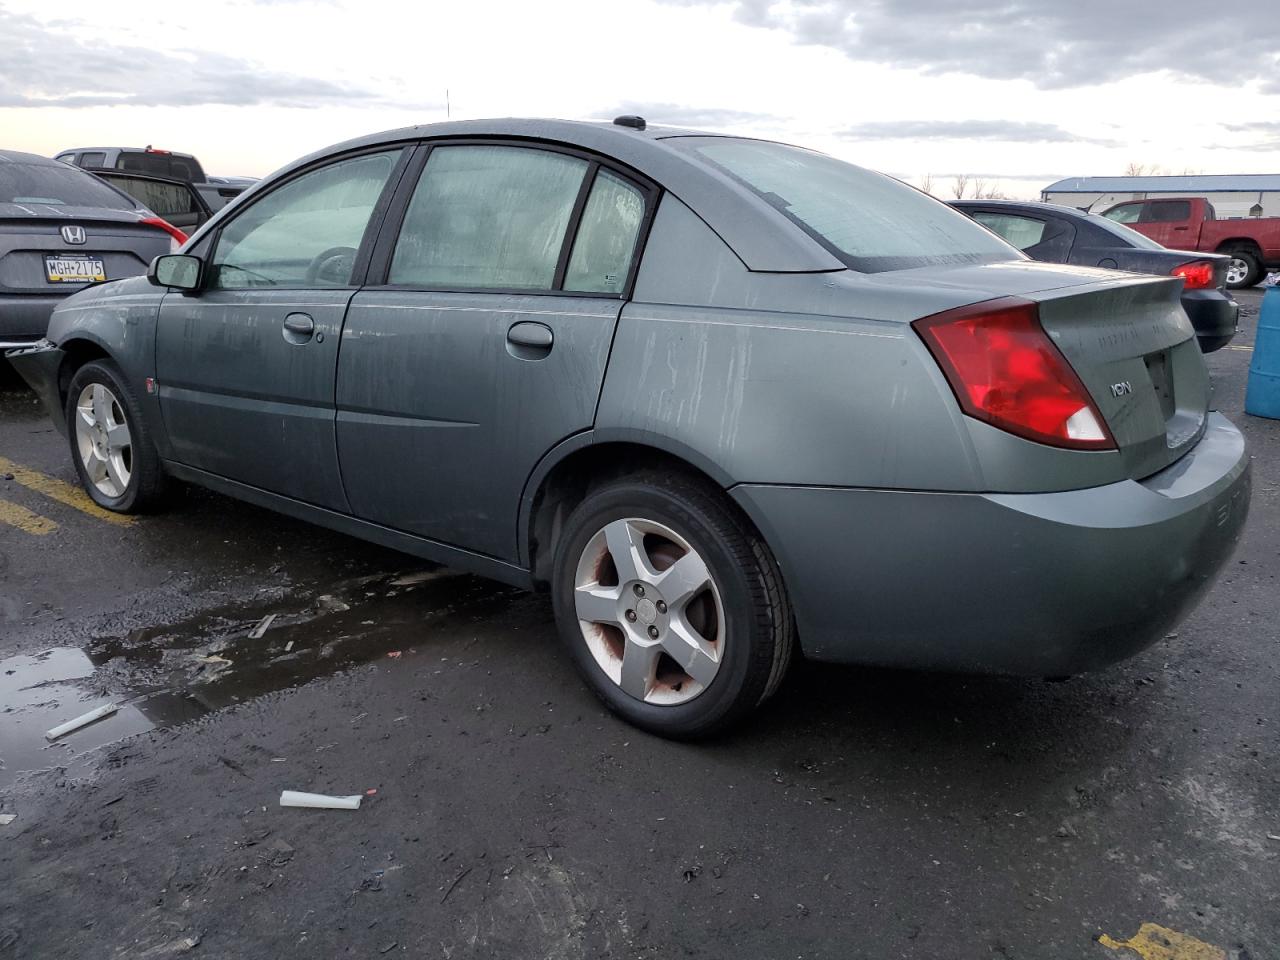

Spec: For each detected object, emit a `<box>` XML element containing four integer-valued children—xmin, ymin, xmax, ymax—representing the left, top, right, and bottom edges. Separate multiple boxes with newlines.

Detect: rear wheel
<box><xmin>65</xmin><ymin>360</ymin><xmax>166</xmax><ymax>512</ymax></box>
<box><xmin>1223</xmin><ymin>248</ymin><xmax>1263</xmax><ymax>289</ymax></box>
<box><xmin>551</xmin><ymin>472</ymin><xmax>793</xmax><ymax>738</ymax></box>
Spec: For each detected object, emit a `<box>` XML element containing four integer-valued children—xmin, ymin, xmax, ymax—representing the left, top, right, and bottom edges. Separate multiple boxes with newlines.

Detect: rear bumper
<box><xmin>0</xmin><ymin>294</ymin><xmax>64</xmax><ymax>340</ymax></box>
<box><xmin>1181</xmin><ymin>290</ymin><xmax>1238</xmax><ymax>352</ymax></box>
<box><xmin>732</xmin><ymin>412</ymin><xmax>1251</xmax><ymax>676</ymax></box>
<box><xmin>4</xmin><ymin>340</ymin><xmax>67</xmax><ymax>435</ymax></box>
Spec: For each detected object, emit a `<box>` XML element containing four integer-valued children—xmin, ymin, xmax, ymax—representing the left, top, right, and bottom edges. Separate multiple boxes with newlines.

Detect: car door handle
<box><xmin>506</xmin><ymin>321</ymin><xmax>553</xmax><ymax>359</ymax></box>
<box><xmin>1173</xmin><ymin>226</ymin><xmax>1189</xmax><ymax>231</ymax></box>
<box><xmin>282</xmin><ymin>312</ymin><xmax>315</xmax><ymax>343</ymax></box>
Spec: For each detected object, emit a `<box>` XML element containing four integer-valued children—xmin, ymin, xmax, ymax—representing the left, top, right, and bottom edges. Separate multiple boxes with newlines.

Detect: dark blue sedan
<box><xmin>952</xmin><ymin>199</ymin><xmax>1238</xmax><ymax>352</ymax></box>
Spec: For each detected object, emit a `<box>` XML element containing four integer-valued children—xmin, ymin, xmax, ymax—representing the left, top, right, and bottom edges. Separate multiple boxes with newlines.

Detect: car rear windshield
<box><xmin>676</xmin><ymin>137</ymin><xmax>1019</xmax><ymax>272</ymax></box>
<box><xmin>117</xmin><ymin>152</ymin><xmax>205</xmax><ymax>183</ymax></box>
<box><xmin>0</xmin><ymin>162</ymin><xmax>136</xmax><ymax>209</ymax></box>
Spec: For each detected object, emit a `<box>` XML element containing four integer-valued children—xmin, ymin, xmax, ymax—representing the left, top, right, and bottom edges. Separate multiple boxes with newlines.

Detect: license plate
<box><xmin>45</xmin><ymin>255</ymin><xmax>106</xmax><ymax>284</ymax></box>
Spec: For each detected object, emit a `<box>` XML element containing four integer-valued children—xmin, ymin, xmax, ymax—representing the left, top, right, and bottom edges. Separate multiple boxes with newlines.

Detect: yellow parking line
<box><xmin>0</xmin><ymin>499</ymin><xmax>59</xmax><ymax>535</ymax></box>
<box><xmin>0</xmin><ymin>455</ymin><xmax>133</xmax><ymax>526</ymax></box>
<box><xmin>1225</xmin><ymin>345</ymin><xmax>1253</xmax><ymax>352</ymax></box>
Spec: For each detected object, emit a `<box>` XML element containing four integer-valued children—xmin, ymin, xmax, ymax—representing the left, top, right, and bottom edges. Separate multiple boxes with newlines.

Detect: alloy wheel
<box><xmin>573</xmin><ymin>517</ymin><xmax>725</xmax><ymax>705</ymax></box>
<box><xmin>1226</xmin><ymin>258</ymin><xmax>1249</xmax><ymax>286</ymax></box>
<box><xmin>74</xmin><ymin>382</ymin><xmax>132</xmax><ymax>498</ymax></box>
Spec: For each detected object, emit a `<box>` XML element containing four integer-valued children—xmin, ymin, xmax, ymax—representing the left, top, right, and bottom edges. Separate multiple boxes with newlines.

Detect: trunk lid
<box><xmin>1033</xmin><ymin>274</ymin><xmax>1207</xmax><ymax>479</ymax></box>
<box><xmin>0</xmin><ymin>206</ymin><xmax>171</xmax><ymax>296</ymax></box>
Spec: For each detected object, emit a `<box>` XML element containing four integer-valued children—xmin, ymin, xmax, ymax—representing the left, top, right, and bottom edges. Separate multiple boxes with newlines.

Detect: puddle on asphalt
<box><xmin>1</xmin><ymin>567</ymin><xmax>529</xmax><ymax>790</ymax></box>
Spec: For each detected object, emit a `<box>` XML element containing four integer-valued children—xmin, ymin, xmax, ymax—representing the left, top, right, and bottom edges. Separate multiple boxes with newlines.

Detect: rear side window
<box><xmin>1145</xmin><ymin>200</ymin><xmax>1190</xmax><ymax>223</ymax></box>
<box><xmin>390</xmin><ymin>145</ymin><xmax>588</xmax><ymax>290</ymax></box>
<box><xmin>79</xmin><ymin>152</ymin><xmax>106</xmax><ymax>168</ymax></box>
<box><xmin>211</xmin><ymin>150</ymin><xmax>400</xmax><ymax>289</ymax></box>
<box><xmin>677</xmin><ymin>137</ymin><xmax>1017</xmax><ymax>272</ymax></box>
<box><xmin>971</xmin><ymin>212</ymin><xmax>1047</xmax><ymax>250</ymax></box>
<box><xmin>0</xmin><ymin>163</ymin><xmax>136</xmax><ymax>209</ymax></box>
<box><xmin>564</xmin><ymin>169</ymin><xmax>646</xmax><ymax>293</ymax></box>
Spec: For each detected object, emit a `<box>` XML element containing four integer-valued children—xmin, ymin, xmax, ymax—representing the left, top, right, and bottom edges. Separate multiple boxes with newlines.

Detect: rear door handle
<box><xmin>506</xmin><ymin>321</ymin><xmax>553</xmax><ymax>359</ymax></box>
<box><xmin>283</xmin><ymin>312</ymin><xmax>315</xmax><ymax>343</ymax></box>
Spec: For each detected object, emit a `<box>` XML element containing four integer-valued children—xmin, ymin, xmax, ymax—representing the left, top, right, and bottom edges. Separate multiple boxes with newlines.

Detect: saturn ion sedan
<box><xmin>8</xmin><ymin>118</ymin><xmax>1251</xmax><ymax>737</ymax></box>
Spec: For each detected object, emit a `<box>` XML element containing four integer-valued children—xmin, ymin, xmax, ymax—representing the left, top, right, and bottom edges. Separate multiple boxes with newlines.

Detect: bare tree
<box><xmin>951</xmin><ymin>173</ymin><xmax>970</xmax><ymax>199</ymax></box>
<box><xmin>975</xmin><ymin>180</ymin><xmax>1010</xmax><ymax>199</ymax></box>
<box><xmin>1124</xmin><ymin>162</ymin><xmax>1165</xmax><ymax>177</ymax></box>
<box><xmin>920</xmin><ymin>172</ymin><xmax>935</xmax><ymax>196</ymax></box>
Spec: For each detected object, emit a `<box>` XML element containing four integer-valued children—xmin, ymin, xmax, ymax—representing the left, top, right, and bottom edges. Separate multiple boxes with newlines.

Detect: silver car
<box><xmin>9</xmin><ymin>119</ymin><xmax>1251</xmax><ymax>738</ymax></box>
<box><xmin>0</xmin><ymin>150</ymin><xmax>186</xmax><ymax>346</ymax></box>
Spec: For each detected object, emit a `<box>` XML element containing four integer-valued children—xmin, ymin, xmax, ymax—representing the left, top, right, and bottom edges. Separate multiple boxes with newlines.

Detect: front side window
<box><xmin>211</xmin><ymin>150</ymin><xmax>400</xmax><ymax>290</ymax></box>
<box><xmin>565</xmin><ymin>169</ymin><xmax>646</xmax><ymax>293</ymax></box>
<box><xmin>971</xmin><ymin>212</ymin><xmax>1047</xmax><ymax>251</ymax></box>
<box><xmin>676</xmin><ymin>137</ymin><xmax>1017</xmax><ymax>272</ymax></box>
<box><xmin>390</xmin><ymin>145</ymin><xmax>588</xmax><ymax>290</ymax></box>
<box><xmin>1102</xmin><ymin>203</ymin><xmax>1142</xmax><ymax>224</ymax></box>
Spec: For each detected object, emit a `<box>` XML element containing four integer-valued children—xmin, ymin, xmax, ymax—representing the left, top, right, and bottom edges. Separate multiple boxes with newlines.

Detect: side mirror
<box><xmin>149</xmin><ymin>254</ymin><xmax>203</xmax><ymax>291</ymax></box>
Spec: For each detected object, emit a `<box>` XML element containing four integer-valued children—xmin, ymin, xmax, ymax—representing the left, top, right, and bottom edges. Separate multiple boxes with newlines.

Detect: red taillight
<box><xmin>1172</xmin><ymin>261</ymin><xmax>1215</xmax><ymax>290</ymax></box>
<box><xmin>139</xmin><ymin>215</ymin><xmax>188</xmax><ymax>252</ymax></box>
<box><xmin>914</xmin><ymin>297</ymin><xmax>1115</xmax><ymax>450</ymax></box>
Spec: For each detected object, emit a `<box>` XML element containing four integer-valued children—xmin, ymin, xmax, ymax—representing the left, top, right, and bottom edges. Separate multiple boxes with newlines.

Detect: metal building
<box><xmin>1041</xmin><ymin>174</ymin><xmax>1280</xmax><ymax>218</ymax></box>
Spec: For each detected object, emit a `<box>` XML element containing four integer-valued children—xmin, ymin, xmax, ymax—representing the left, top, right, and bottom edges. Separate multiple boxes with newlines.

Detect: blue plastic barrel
<box><xmin>1245</xmin><ymin>286</ymin><xmax>1280</xmax><ymax>420</ymax></box>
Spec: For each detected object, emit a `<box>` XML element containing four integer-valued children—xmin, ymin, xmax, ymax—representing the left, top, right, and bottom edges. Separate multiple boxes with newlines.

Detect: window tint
<box><xmin>211</xmin><ymin>150</ymin><xmax>399</xmax><ymax>290</ymax></box>
<box><xmin>0</xmin><ymin>163</ymin><xmax>136</xmax><ymax>209</ymax></box>
<box><xmin>971</xmin><ymin>212</ymin><xmax>1047</xmax><ymax>250</ymax></box>
<box><xmin>117</xmin><ymin>152</ymin><xmax>204</xmax><ymax>182</ymax></box>
<box><xmin>390</xmin><ymin>145</ymin><xmax>588</xmax><ymax>290</ymax></box>
<box><xmin>1146</xmin><ymin>200</ymin><xmax>1190</xmax><ymax>223</ymax></box>
<box><xmin>564</xmin><ymin>169</ymin><xmax>646</xmax><ymax>293</ymax></box>
<box><xmin>102</xmin><ymin>175</ymin><xmax>197</xmax><ymax>217</ymax></box>
<box><xmin>1102</xmin><ymin>203</ymin><xmax>1142</xmax><ymax>224</ymax></box>
<box><xmin>79</xmin><ymin>152</ymin><xmax>106</xmax><ymax>168</ymax></box>
<box><xmin>678</xmin><ymin>137</ymin><xmax>1016</xmax><ymax>272</ymax></box>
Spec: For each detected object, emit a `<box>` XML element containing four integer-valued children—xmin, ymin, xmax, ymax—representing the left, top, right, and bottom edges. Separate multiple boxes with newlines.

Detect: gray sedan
<box><xmin>8</xmin><ymin>119</ymin><xmax>1251</xmax><ymax>737</ymax></box>
<box><xmin>0</xmin><ymin>150</ymin><xmax>187</xmax><ymax>346</ymax></box>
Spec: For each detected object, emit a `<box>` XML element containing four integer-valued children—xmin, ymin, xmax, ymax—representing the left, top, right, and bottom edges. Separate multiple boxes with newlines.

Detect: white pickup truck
<box><xmin>54</xmin><ymin>146</ymin><xmax>255</xmax><ymax>211</ymax></box>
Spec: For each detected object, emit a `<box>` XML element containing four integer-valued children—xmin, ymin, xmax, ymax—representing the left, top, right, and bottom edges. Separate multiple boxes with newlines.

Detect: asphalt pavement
<box><xmin>0</xmin><ymin>291</ymin><xmax>1276</xmax><ymax>959</ymax></box>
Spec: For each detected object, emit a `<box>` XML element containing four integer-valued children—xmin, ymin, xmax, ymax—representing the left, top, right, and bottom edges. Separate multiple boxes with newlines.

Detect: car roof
<box><xmin>951</xmin><ymin>198</ymin><xmax>1093</xmax><ymax>220</ymax></box>
<box><xmin>221</xmin><ymin>117</ymin><xmax>847</xmax><ymax>274</ymax></box>
<box><xmin>0</xmin><ymin>149</ymin><xmax>69</xmax><ymax>167</ymax></box>
<box><xmin>60</xmin><ymin>147</ymin><xmax>199</xmax><ymax>159</ymax></box>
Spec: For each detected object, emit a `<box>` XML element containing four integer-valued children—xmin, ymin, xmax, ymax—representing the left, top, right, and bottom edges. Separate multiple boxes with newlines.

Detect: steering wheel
<box><xmin>305</xmin><ymin>246</ymin><xmax>358</xmax><ymax>285</ymax></box>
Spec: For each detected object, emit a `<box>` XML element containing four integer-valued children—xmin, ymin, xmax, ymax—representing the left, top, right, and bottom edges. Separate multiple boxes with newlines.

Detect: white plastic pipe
<box><xmin>45</xmin><ymin>703</ymin><xmax>118</xmax><ymax>741</ymax></box>
<box><xmin>279</xmin><ymin>790</ymin><xmax>362</xmax><ymax>810</ymax></box>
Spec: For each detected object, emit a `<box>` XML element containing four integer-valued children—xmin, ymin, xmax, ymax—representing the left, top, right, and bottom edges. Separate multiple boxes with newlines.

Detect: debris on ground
<box><xmin>284</xmin><ymin>641</ymin><xmax>294</xmax><ymax>653</ymax></box>
<box><xmin>279</xmin><ymin>790</ymin><xmax>362</xmax><ymax>810</ymax></box>
<box><xmin>390</xmin><ymin>569</ymin><xmax>455</xmax><ymax>587</ymax></box>
<box><xmin>0</xmin><ymin>814</ymin><xmax>16</xmax><ymax>825</ymax></box>
<box><xmin>45</xmin><ymin>703</ymin><xmax>118</xmax><ymax>741</ymax></box>
<box><xmin>247</xmin><ymin>614</ymin><xmax>277</xmax><ymax>640</ymax></box>
<box><xmin>317</xmin><ymin>595</ymin><xmax>351</xmax><ymax>612</ymax></box>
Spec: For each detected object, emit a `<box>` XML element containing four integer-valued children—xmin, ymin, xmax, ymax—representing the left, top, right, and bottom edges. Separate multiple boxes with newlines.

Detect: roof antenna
<box><xmin>613</xmin><ymin>115</ymin><xmax>646</xmax><ymax>131</ymax></box>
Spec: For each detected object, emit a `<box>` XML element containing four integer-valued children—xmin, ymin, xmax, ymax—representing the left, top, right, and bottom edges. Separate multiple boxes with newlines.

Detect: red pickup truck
<box><xmin>1099</xmin><ymin>196</ymin><xmax>1280</xmax><ymax>289</ymax></box>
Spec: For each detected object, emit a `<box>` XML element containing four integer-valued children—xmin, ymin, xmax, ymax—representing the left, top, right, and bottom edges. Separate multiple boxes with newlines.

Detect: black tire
<box><xmin>1223</xmin><ymin>248</ymin><xmax>1264</xmax><ymax>289</ymax></box>
<box><xmin>550</xmin><ymin>471</ymin><xmax>793</xmax><ymax>739</ymax></box>
<box><xmin>65</xmin><ymin>359</ymin><xmax>166</xmax><ymax>513</ymax></box>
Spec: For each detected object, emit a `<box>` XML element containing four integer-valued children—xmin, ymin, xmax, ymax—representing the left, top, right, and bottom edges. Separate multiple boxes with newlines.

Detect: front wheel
<box><xmin>551</xmin><ymin>472</ymin><xmax>793</xmax><ymax>738</ymax></box>
<box><xmin>1223</xmin><ymin>249</ymin><xmax>1264</xmax><ymax>289</ymax></box>
<box><xmin>65</xmin><ymin>360</ymin><xmax>166</xmax><ymax>512</ymax></box>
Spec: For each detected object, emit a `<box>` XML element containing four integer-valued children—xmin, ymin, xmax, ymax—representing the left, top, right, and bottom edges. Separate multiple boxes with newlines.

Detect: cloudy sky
<box><xmin>4</xmin><ymin>0</ymin><xmax>1279</xmax><ymax>197</ymax></box>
